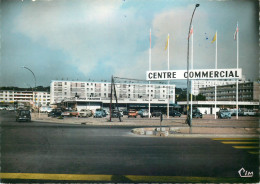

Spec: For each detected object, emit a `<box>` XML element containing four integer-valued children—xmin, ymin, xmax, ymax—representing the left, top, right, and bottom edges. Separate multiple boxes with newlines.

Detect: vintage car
<box><xmin>94</xmin><ymin>109</ymin><xmax>107</xmax><ymax>118</ymax></box>
<box><xmin>48</xmin><ymin>109</ymin><xmax>62</xmax><ymax>117</ymax></box>
<box><xmin>79</xmin><ymin>109</ymin><xmax>93</xmax><ymax>117</ymax></box>
<box><xmin>192</xmin><ymin>109</ymin><xmax>202</xmax><ymax>118</ymax></box>
<box><xmin>111</xmin><ymin>110</ymin><xmax>123</xmax><ymax>118</ymax></box>
<box><xmin>218</xmin><ymin>109</ymin><xmax>231</xmax><ymax>119</ymax></box>
<box><xmin>128</xmin><ymin>109</ymin><xmax>138</xmax><ymax>118</ymax></box>
<box><xmin>170</xmin><ymin>110</ymin><xmax>182</xmax><ymax>117</ymax></box>
<box><xmin>16</xmin><ymin>109</ymin><xmax>31</xmax><ymax>122</ymax></box>
<box><xmin>140</xmin><ymin>110</ymin><xmax>150</xmax><ymax>118</ymax></box>
<box><xmin>61</xmin><ymin>110</ymin><xmax>79</xmax><ymax>117</ymax></box>
<box><xmin>151</xmin><ymin>111</ymin><xmax>161</xmax><ymax>117</ymax></box>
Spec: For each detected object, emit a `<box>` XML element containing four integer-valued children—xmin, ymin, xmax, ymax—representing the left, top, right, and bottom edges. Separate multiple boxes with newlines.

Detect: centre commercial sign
<box><xmin>146</xmin><ymin>68</ymin><xmax>242</xmax><ymax>80</ymax></box>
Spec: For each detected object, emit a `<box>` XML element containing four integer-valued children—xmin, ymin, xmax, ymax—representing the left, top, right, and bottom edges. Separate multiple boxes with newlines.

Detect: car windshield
<box><xmin>20</xmin><ymin>111</ymin><xmax>30</xmax><ymax>115</ymax></box>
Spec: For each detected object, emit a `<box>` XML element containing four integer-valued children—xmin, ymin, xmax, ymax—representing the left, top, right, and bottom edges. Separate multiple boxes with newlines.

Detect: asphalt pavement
<box><xmin>0</xmin><ymin>111</ymin><xmax>259</xmax><ymax>183</ymax></box>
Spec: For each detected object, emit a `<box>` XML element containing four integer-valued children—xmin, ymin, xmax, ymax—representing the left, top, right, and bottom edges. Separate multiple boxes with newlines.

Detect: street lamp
<box><xmin>21</xmin><ymin>66</ymin><xmax>37</xmax><ymax>110</ymax></box>
<box><xmin>186</xmin><ymin>4</ymin><xmax>199</xmax><ymax>127</ymax></box>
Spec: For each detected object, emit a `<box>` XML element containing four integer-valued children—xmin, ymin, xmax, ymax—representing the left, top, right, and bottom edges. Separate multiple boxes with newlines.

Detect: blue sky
<box><xmin>0</xmin><ymin>0</ymin><xmax>259</xmax><ymax>88</ymax></box>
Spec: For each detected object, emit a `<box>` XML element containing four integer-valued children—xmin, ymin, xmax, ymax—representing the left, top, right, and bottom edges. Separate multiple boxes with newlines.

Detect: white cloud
<box><xmin>151</xmin><ymin>5</ymin><xmax>214</xmax><ymax>72</ymax></box>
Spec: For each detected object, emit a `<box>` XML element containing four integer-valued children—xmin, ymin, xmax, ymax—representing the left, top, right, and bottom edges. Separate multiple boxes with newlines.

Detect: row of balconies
<box><xmin>206</xmin><ymin>97</ymin><xmax>253</xmax><ymax>101</ymax></box>
<box><xmin>202</xmin><ymin>92</ymin><xmax>252</xmax><ymax>97</ymax></box>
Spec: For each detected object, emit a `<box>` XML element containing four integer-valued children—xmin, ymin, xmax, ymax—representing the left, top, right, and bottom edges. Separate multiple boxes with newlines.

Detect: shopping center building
<box><xmin>178</xmin><ymin>81</ymin><xmax>259</xmax><ymax>114</ymax></box>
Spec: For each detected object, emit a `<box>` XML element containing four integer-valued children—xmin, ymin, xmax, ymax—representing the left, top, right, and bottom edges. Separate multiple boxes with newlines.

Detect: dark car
<box><xmin>16</xmin><ymin>110</ymin><xmax>31</xmax><ymax>122</ymax></box>
<box><xmin>151</xmin><ymin>111</ymin><xmax>161</xmax><ymax>117</ymax></box>
<box><xmin>111</xmin><ymin>110</ymin><xmax>123</xmax><ymax>118</ymax></box>
<box><xmin>191</xmin><ymin>109</ymin><xmax>202</xmax><ymax>118</ymax></box>
<box><xmin>170</xmin><ymin>110</ymin><xmax>181</xmax><ymax>117</ymax></box>
<box><xmin>48</xmin><ymin>109</ymin><xmax>62</xmax><ymax>117</ymax></box>
<box><xmin>192</xmin><ymin>112</ymin><xmax>202</xmax><ymax>118</ymax></box>
<box><xmin>122</xmin><ymin>109</ymin><xmax>128</xmax><ymax>115</ymax></box>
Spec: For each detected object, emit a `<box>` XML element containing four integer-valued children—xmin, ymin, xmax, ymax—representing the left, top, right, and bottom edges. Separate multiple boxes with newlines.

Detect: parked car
<box><xmin>170</xmin><ymin>110</ymin><xmax>181</xmax><ymax>117</ymax></box>
<box><xmin>7</xmin><ymin>106</ymin><xmax>15</xmax><ymax>111</ymax></box>
<box><xmin>0</xmin><ymin>106</ymin><xmax>6</xmax><ymax>110</ymax></box>
<box><xmin>140</xmin><ymin>110</ymin><xmax>150</xmax><ymax>118</ymax></box>
<box><xmin>242</xmin><ymin>110</ymin><xmax>257</xmax><ymax>116</ymax></box>
<box><xmin>230</xmin><ymin>109</ymin><xmax>243</xmax><ymax>116</ymax></box>
<box><xmin>122</xmin><ymin>109</ymin><xmax>128</xmax><ymax>115</ymax></box>
<box><xmin>151</xmin><ymin>111</ymin><xmax>161</xmax><ymax>117</ymax></box>
<box><xmin>40</xmin><ymin>106</ymin><xmax>53</xmax><ymax>113</ymax></box>
<box><xmin>61</xmin><ymin>110</ymin><xmax>79</xmax><ymax>117</ymax></box>
<box><xmin>79</xmin><ymin>109</ymin><xmax>93</xmax><ymax>117</ymax></box>
<box><xmin>16</xmin><ymin>109</ymin><xmax>31</xmax><ymax>122</ymax></box>
<box><xmin>128</xmin><ymin>109</ymin><xmax>138</xmax><ymax>118</ymax></box>
<box><xmin>94</xmin><ymin>109</ymin><xmax>106</xmax><ymax>118</ymax></box>
<box><xmin>218</xmin><ymin>109</ymin><xmax>231</xmax><ymax>119</ymax></box>
<box><xmin>48</xmin><ymin>109</ymin><xmax>62</xmax><ymax>117</ymax></box>
<box><xmin>111</xmin><ymin>110</ymin><xmax>123</xmax><ymax>118</ymax></box>
<box><xmin>137</xmin><ymin>109</ymin><xmax>146</xmax><ymax>115</ymax></box>
<box><xmin>192</xmin><ymin>109</ymin><xmax>202</xmax><ymax>118</ymax></box>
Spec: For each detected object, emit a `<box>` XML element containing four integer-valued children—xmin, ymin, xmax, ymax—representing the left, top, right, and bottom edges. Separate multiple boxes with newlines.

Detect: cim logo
<box><xmin>238</xmin><ymin>167</ymin><xmax>253</xmax><ymax>177</ymax></box>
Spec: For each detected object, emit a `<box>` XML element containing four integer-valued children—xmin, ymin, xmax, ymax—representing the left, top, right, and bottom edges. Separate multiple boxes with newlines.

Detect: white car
<box><xmin>243</xmin><ymin>110</ymin><xmax>256</xmax><ymax>116</ymax></box>
<box><xmin>40</xmin><ymin>107</ymin><xmax>53</xmax><ymax>113</ymax></box>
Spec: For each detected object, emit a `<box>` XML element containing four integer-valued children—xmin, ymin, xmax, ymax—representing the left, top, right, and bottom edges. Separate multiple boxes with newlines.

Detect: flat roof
<box><xmin>177</xmin><ymin>101</ymin><xmax>259</xmax><ymax>106</ymax></box>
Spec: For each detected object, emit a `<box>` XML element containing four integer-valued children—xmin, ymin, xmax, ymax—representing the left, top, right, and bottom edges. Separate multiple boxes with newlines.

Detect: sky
<box><xmin>0</xmin><ymin>0</ymin><xmax>259</xmax><ymax>88</ymax></box>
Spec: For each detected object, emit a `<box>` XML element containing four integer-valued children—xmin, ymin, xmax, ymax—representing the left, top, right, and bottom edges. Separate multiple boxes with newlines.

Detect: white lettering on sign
<box><xmin>146</xmin><ymin>69</ymin><xmax>242</xmax><ymax>80</ymax></box>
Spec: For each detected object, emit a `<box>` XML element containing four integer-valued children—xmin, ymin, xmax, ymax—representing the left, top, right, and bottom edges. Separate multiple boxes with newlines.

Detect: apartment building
<box><xmin>50</xmin><ymin>80</ymin><xmax>176</xmax><ymax>111</ymax></box>
<box><xmin>0</xmin><ymin>90</ymin><xmax>51</xmax><ymax>107</ymax></box>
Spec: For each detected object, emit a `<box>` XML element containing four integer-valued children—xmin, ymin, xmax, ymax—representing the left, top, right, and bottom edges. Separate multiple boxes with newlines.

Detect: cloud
<box><xmin>11</xmin><ymin>0</ymin><xmax>260</xmax><ymax>84</ymax></box>
<box><xmin>13</xmin><ymin>0</ymin><xmax>150</xmax><ymax>81</ymax></box>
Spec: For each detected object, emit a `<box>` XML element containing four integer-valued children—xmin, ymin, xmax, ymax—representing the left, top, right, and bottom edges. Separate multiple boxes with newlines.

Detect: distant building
<box><xmin>199</xmin><ymin>81</ymin><xmax>259</xmax><ymax>102</ymax></box>
<box><xmin>0</xmin><ymin>90</ymin><xmax>50</xmax><ymax>108</ymax></box>
<box><xmin>50</xmin><ymin>80</ymin><xmax>176</xmax><ymax>111</ymax></box>
<box><xmin>178</xmin><ymin>81</ymin><xmax>259</xmax><ymax>114</ymax></box>
<box><xmin>191</xmin><ymin>76</ymin><xmax>247</xmax><ymax>95</ymax></box>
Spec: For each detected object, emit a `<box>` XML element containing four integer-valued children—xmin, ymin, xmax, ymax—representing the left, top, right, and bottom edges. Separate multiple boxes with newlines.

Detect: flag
<box><xmin>211</xmin><ymin>32</ymin><xmax>217</xmax><ymax>43</ymax></box>
<box><xmin>164</xmin><ymin>35</ymin><xmax>169</xmax><ymax>50</ymax></box>
<box><xmin>234</xmin><ymin>24</ymin><xmax>238</xmax><ymax>40</ymax></box>
<box><xmin>188</xmin><ymin>26</ymin><xmax>193</xmax><ymax>38</ymax></box>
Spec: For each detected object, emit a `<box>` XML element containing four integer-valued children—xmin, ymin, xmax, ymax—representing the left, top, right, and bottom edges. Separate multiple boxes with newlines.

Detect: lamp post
<box><xmin>21</xmin><ymin>66</ymin><xmax>37</xmax><ymax>110</ymax></box>
<box><xmin>186</xmin><ymin>4</ymin><xmax>199</xmax><ymax>127</ymax></box>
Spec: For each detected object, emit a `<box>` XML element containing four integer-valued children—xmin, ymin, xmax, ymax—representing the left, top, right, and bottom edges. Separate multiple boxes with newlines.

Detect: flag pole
<box><xmin>236</xmin><ymin>22</ymin><xmax>239</xmax><ymax>119</ymax></box>
<box><xmin>190</xmin><ymin>25</ymin><xmax>193</xmax><ymax>120</ymax></box>
<box><xmin>215</xmin><ymin>31</ymin><xmax>217</xmax><ymax>119</ymax></box>
<box><xmin>149</xmin><ymin>28</ymin><xmax>151</xmax><ymax>118</ymax></box>
<box><xmin>167</xmin><ymin>33</ymin><xmax>170</xmax><ymax>119</ymax></box>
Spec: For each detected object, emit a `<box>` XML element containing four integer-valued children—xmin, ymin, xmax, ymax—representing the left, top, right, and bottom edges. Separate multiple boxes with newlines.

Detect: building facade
<box><xmin>0</xmin><ymin>90</ymin><xmax>51</xmax><ymax>108</ymax></box>
<box><xmin>178</xmin><ymin>81</ymin><xmax>259</xmax><ymax>114</ymax></box>
<box><xmin>50</xmin><ymin>80</ymin><xmax>176</xmax><ymax>111</ymax></box>
<box><xmin>199</xmin><ymin>81</ymin><xmax>259</xmax><ymax>102</ymax></box>
<box><xmin>192</xmin><ymin>77</ymin><xmax>247</xmax><ymax>95</ymax></box>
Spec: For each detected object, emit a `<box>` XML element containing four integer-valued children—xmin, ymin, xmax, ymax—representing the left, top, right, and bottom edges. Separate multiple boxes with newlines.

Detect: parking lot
<box><xmin>31</xmin><ymin>112</ymin><xmax>259</xmax><ymax>128</ymax></box>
